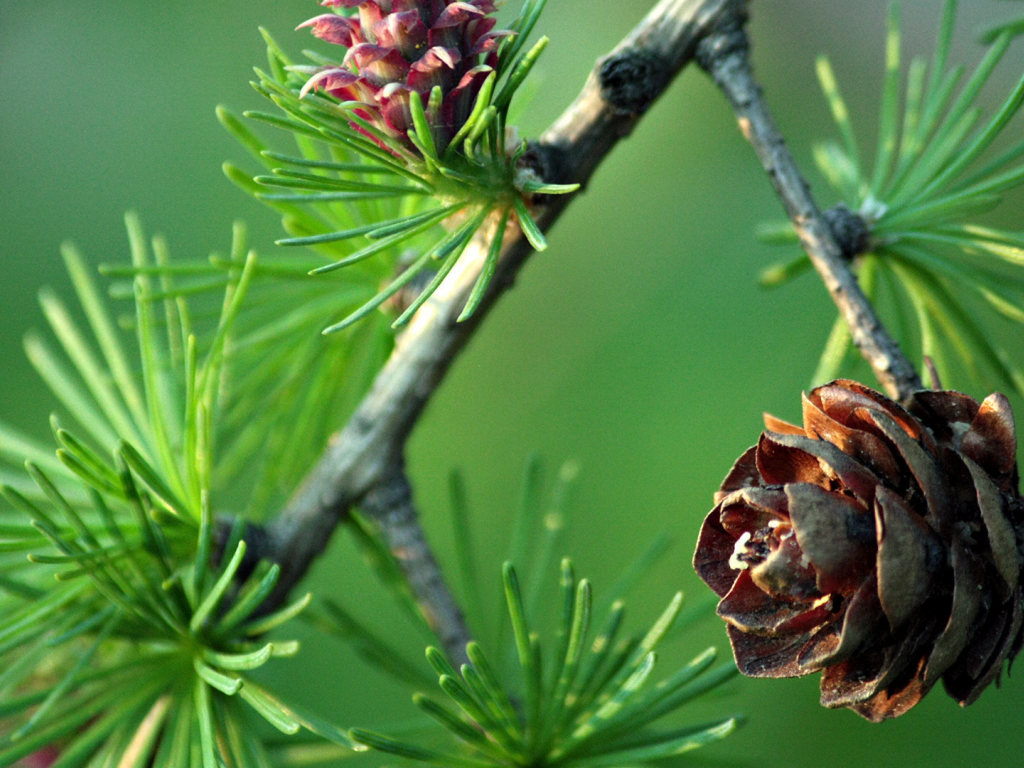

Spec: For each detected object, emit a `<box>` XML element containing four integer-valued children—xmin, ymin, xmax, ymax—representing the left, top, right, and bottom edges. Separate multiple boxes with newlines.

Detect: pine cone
<box><xmin>693</xmin><ymin>380</ymin><xmax>1024</xmax><ymax>721</ymax></box>
<box><xmin>297</xmin><ymin>0</ymin><xmax>508</xmax><ymax>154</ymax></box>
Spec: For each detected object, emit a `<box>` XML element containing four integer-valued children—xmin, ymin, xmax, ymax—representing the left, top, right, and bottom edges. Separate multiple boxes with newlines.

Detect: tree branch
<box><xmin>257</xmin><ymin>0</ymin><xmax>742</xmax><ymax>664</ymax></box>
<box><xmin>695</xmin><ymin>10</ymin><xmax>924</xmax><ymax>402</ymax></box>
<box><xmin>358</xmin><ymin>469</ymin><xmax>473</xmax><ymax>666</ymax></box>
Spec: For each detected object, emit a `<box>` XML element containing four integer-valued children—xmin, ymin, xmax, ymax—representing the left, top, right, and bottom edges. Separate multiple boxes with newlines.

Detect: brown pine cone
<box><xmin>693</xmin><ymin>380</ymin><xmax>1024</xmax><ymax>721</ymax></box>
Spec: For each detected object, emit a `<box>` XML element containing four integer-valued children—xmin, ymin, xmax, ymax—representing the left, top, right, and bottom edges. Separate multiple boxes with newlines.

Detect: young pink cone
<box><xmin>297</xmin><ymin>0</ymin><xmax>512</xmax><ymax>154</ymax></box>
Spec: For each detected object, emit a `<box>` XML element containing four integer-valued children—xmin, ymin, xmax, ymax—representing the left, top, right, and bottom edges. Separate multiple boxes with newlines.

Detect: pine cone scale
<box><xmin>869</xmin><ymin>409</ymin><xmax>952</xmax><ymax>528</ymax></box>
<box><xmin>714</xmin><ymin>446</ymin><xmax>760</xmax><ymax>504</ymax></box>
<box><xmin>962</xmin><ymin>394</ymin><xmax>1018</xmax><ymax>480</ymax></box>
<box><xmin>815</xmin><ymin>574</ymin><xmax>885</xmax><ymax>668</ymax></box>
<box><xmin>694</xmin><ymin>506</ymin><xmax>743</xmax><ymax>597</ymax></box>
<box><xmin>874</xmin><ymin>485</ymin><xmax>944</xmax><ymax>630</ymax></box>
<box><xmin>694</xmin><ymin>379</ymin><xmax>1024</xmax><ymax>720</ymax></box>
<box><xmin>923</xmin><ymin>541</ymin><xmax>983</xmax><ymax>685</ymax></box>
<box><xmin>718</xmin><ymin>570</ymin><xmax>818</xmax><ymax>635</ymax></box>
<box><xmin>802</xmin><ymin>393</ymin><xmax>903</xmax><ymax>485</ymax></box>
<box><xmin>726</xmin><ymin>624</ymin><xmax>813</xmax><ymax>678</ymax></box>
<box><xmin>759</xmin><ymin>430</ymin><xmax>881</xmax><ymax>505</ymax></box>
<box><xmin>946</xmin><ymin>590</ymin><xmax>1023</xmax><ymax>706</ymax></box>
<box><xmin>786</xmin><ymin>482</ymin><xmax>875</xmax><ymax>595</ymax></box>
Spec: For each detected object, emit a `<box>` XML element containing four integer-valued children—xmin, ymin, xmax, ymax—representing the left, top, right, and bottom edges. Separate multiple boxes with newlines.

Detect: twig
<box><xmin>258</xmin><ymin>0</ymin><xmax>742</xmax><ymax>665</ymax></box>
<box><xmin>358</xmin><ymin>469</ymin><xmax>472</xmax><ymax>666</ymax></box>
<box><xmin>696</xmin><ymin>10</ymin><xmax>924</xmax><ymax>402</ymax></box>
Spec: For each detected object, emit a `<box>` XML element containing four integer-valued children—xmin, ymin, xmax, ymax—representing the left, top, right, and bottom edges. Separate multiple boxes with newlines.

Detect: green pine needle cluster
<box><xmin>1</xmin><ymin>213</ymin><xmax>252</xmax><ymax>534</ymax></box>
<box><xmin>96</xmin><ymin>219</ymin><xmax>393</xmax><ymax>519</ymax></box>
<box><xmin>351</xmin><ymin>561</ymin><xmax>739</xmax><ymax>768</ymax></box>
<box><xmin>218</xmin><ymin>0</ymin><xmax>576</xmax><ymax>336</ymax></box>
<box><xmin>0</xmin><ymin>500</ymin><xmax>314</xmax><ymax>768</ymax></box>
<box><xmin>759</xmin><ymin>0</ymin><xmax>1024</xmax><ymax>396</ymax></box>
<box><xmin>0</xmin><ymin>238</ymin><xmax>741</xmax><ymax>767</ymax></box>
<box><xmin>0</xmin><ymin>217</ymin><xmax>328</xmax><ymax>767</ymax></box>
<box><xmin>283</xmin><ymin>459</ymin><xmax>739</xmax><ymax>768</ymax></box>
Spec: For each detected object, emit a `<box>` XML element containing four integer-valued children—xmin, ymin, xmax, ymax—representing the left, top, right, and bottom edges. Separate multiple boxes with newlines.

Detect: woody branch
<box><xmin>254</xmin><ymin>0</ymin><xmax>921</xmax><ymax>668</ymax></box>
<box><xmin>252</xmin><ymin>0</ymin><xmax>741</xmax><ymax>667</ymax></box>
<box><xmin>695</xmin><ymin>8</ymin><xmax>923</xmax><ymax>401</ymax></box>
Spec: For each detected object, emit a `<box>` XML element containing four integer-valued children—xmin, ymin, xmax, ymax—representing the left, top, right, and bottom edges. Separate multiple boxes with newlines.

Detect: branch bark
<box><xmin>695</xmin><ymin>10</ymin><xmax>923</xmax><ymax>402</ymax></box>
<box><xmin>358</xmin><ymin>469</ymin><xmax>472</xmax><ymax>664</ymax></box>
<box><xmin>258</xmin><ymin>0</ymin><xmax>742</xmax><ymax>665</ymax></box>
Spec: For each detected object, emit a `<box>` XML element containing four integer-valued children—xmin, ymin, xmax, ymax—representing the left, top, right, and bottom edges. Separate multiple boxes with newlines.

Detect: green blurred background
<box><xmin>3</xmin><ymin>0</ymin><xmax>1024</xmax><ymax>765</ymax></box>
